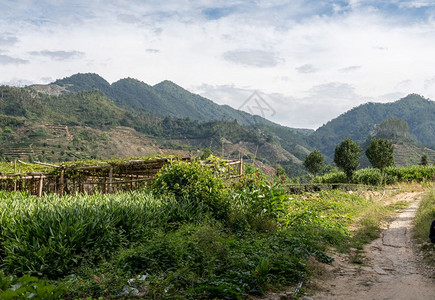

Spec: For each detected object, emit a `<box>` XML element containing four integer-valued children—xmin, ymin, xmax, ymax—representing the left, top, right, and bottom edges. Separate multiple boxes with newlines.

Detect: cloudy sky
<box><xmin>1</xmin><ymin>0</ymin><xmax>435</xmax><ymax>129</ymax></box>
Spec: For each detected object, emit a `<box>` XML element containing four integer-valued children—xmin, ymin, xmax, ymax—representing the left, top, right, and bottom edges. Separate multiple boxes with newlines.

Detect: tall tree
<box><xmin>334</xmin><ymin>138</ymin><xmax>361</xmax><ymax>182</ymax></box>
<box><xmin>365</xmin><ymin>138</ymin><xmax>395</xmax><ymax>172</ymax></box>
<box><xmin>303</xmin><ymin>150</ymin><xmax>324</xmax><ymax>177</ymax></box>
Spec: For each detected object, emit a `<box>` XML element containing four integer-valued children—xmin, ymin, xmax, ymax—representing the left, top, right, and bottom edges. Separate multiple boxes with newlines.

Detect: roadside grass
<box><xmin>414</xmin><ymin>189</ymin><xmax>435</xmax><ymax>265</ymax></box>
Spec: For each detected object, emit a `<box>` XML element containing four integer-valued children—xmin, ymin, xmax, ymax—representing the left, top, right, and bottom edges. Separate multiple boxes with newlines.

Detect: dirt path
<box><xmin>310</xmin><ymin>192</ymin><xmax>435</xmax><ymax>300</ymax></box>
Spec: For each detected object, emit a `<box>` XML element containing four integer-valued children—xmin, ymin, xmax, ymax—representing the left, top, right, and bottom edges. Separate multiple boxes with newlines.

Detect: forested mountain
<box><xmin>0</xmin><ymin>84</ymin><xmax>309</xmax><ymax>175</ymax></box>
<box><xmin>50</xmin><ymin>73</ymin><xmax>280</xmax><ymax>127</ymax></box>
<box><xmin>1</xmin><ymin>74</ymin><xmax>434</xmax><ymax>174</ymax></box>
<box><xmin>310</xmin><ymin>94</ymin><xmax>435</xmax><ymax>158</ymax></box>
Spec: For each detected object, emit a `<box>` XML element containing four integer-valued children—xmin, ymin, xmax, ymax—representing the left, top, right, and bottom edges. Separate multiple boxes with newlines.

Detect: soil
<box><xmin>307</xmin><ymin>191</ymin><xmax>435</xmax><ymax>300</ymax></box>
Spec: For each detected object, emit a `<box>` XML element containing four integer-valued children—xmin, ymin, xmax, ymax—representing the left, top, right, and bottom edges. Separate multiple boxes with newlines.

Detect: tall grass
<box><xmin>0</xmin><ymin>190</ymin><xmax>207</xmax><ymax>277</ymax></box>
<box><xmin>414</xmin><ymin>189</ymin><xmax>435</xmax><ymax>242</ymax></box>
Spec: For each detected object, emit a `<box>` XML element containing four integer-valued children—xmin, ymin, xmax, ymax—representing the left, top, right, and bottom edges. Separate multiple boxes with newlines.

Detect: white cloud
<box><xmin>0</xmin><ymin>54</ymin><xmax>28</xmax><ymax>65</ymax></box>
<box><xmin>296</xmin><ymin>64</ymin><xmax>317</xmax><ymax>73</ymax></box>
<box><xmin>29</xmin><ymin>50</ymin><xmax>85</xmax><ymax>61</ymax></box>
<box><xmin>1</xmin><ymin>1</ymin><xmax>435</xmax><ymax>128</ymax></box>
<box><xmin>222</xmin><ymin>50</ymin><xmax>284</xmax><ymax>68</ymax></box>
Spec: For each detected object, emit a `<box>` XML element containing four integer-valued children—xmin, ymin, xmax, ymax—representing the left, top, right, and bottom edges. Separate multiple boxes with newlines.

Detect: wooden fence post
<box><xmin>108</xmin><ymin>167</ymin><xmax>113</xmax><ymax>193</ymax></box>
<box><xmin>59</xmin><ymin>168</ymin><xmax>65</xmax><ymax>196</ymax></box>
<box><xmin>239</xmin><ymin>158</ymin><xmax>243</xmax><ymax>176</ymax></box>
<box><xmin>38</xmin><ymin>176</ymin><xmax>44</xmax><ymax>198</ymax></box>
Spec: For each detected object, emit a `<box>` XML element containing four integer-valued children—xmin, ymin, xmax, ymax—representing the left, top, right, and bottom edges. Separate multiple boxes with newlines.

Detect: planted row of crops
<box><xmin>0</xmin><ymin>160</ymin><xmax>426</xmax><ymax>299</ymax></box>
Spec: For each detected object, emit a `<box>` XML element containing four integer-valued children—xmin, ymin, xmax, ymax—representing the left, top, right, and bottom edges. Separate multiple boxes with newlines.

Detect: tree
<box><xmin>420</xmin><ymin>154</ymin><xmax>429</xmax><ymax>166</ymax></box>
<box><xmin>334</xmin><ymin>138</ymin><xmax>361</xmax><ymax>182</ymax></box>
<box><xmin>365</xmin><ymin>138</ymin><xmax>395</xmax><ymax>172</ymax></box>
<box><xmin>303</xmin><ymin>150</ymin><xmax>324</xmax><ymax>177</ymax></box>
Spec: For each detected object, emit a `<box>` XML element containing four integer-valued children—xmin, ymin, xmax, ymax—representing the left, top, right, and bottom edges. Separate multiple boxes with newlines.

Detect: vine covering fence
<box><xmin>0</xmin><ymin>157</ymin><xmax>243</xmax><ymax>197</ymax></box>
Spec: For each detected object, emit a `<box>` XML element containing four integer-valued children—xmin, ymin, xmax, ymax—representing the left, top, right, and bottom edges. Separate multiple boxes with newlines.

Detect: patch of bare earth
<box><xmin>308</xmin><ymin>192</ymin><xmax>435</xmax><ymax>300</ymax></box>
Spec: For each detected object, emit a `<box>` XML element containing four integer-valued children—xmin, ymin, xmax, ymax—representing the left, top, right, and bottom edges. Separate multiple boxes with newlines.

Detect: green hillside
<box><xmin>310</xmin><ymin>94</ymin><xmax>435</xmax><ymax>159</ymax></box>
<box><xmin>50</xmin><ymin>73</ymin><xmax>281</xmax><ymax>127</ymax></box>
<box><xmin>4</xmin><ymin>75</ymin><xmax>434</xmax><ymax>171</ymax></box>
<box><xmin>0</xmin><ymin>85</ymin><xmax>308</xmax><ymax>175</ymax></box>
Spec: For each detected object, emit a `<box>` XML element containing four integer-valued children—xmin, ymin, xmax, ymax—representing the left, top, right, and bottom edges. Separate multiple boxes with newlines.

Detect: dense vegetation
<box><xmin>53</xmin><ymin>73</ymin><xmax>277</xmax><ymax>127</ymax></box>
<box><xmin>314</xmin><ymin>165</ymin><xmax>435</xmax><ymax>186</ymax></box>
<box><xmin>310</xmin><ymin>94</ymin><xmax>435</xmax><ymax>157</ymax></box>
<box><xmin>0</xmin><ymin>157</ymin><xmax>422</xmax><ymax>299</ymax></box>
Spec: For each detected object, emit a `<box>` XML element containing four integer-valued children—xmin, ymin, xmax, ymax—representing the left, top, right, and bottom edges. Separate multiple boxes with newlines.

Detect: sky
<box><xmin>1</xmin><ymin>0</ymin><xmax>435</xmax><ymax>129</ymax></box>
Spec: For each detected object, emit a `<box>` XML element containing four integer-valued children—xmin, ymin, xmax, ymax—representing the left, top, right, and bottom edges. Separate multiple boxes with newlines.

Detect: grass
<box><xmin>414</xmin><ymin>189</ymin><xmax>435</xmax><ymax>266</ymax></box>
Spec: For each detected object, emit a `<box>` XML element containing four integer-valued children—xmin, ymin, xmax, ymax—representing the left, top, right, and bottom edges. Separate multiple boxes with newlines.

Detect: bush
<box><xmin>152</xmin><ymin>160</ymin><xmax>230</xmax><ymax>220</ymax></box>
<box><xmin>228</xmin><ymin>167</ymin><xmax>287</xmax><ymax>232</ymax></box>
<box><xmin>314</xmin><ymin>171</ymin><xmax>347</xmax><ymax>184</ymax></box>
<box><xmin>353</xmin><ymin>168</ymin><xmax>382</xmax><ymax>185</ymax></box>
<box><xmin>384</xmin><ymin>165</ymin><xmax>435</xmax><ymax>182</ymax></box>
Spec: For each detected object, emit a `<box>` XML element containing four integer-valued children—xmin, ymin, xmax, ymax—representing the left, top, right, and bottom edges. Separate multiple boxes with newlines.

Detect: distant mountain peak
<box><xmin>154</xmin><ymin>80</ymin><xmax>184</xmax><ymax>90</ymax></box>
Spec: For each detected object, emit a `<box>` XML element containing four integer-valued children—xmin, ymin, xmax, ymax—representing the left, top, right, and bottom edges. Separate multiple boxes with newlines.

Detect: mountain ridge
<box><xmin>1</xmin><ymin>73</ymin><xmax>433</xmax><ymax>170</ymax></box>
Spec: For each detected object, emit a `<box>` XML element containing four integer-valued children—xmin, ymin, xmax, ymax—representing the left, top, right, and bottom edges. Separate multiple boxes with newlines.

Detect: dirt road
<box><xmin>310</xmin><ymin>192</ymin><xmax>435</xmax><ymax>300</ymax></box>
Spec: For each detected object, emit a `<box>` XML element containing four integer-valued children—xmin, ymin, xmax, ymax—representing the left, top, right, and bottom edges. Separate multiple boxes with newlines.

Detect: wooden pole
<box><xmin>108</xmin><ymin>166</ymin><xmax>113</xmax><ymax>193</ymax></box>
<box><xmin>59</xmin><ymin>168</ymin><xmax>65</xmax><ymax>196</ymax></box>
<box><xmin>38</xmin><ymin>176</ymin><xmax>44</xmax><ymax>198</ymax></box>
<box><xmin>240</xmin><ymin>158</ymin><xmax>243</xmax><ymax>176</ymax></box>
<box><xmin>14</xmin><ymin>159</ymin><xmax>17</xmax><ymax>173</ymax></box>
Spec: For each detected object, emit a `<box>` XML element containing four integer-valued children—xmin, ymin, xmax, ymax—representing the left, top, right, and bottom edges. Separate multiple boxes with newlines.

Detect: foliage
<box><xmin>152</xmin><ymin>160</ymin><xmax>230</xmax><ymax>220</ymax></box>
<box><xmin>365</xmin><ymin>138</ymin><xmax>395</xmax><ymax>171</ymax></box>
<box><xmin>315</xmin><ymin>165</ymin><xmax>435</xmax><ymax>185</ymax></box>
<box><xmin>54</xmin><ymin>73</ymin><xmax>279</xmax><ymax>128</ymax></box>
<box><xmin>414</xmin><ymin>189</ymin><xmax>435</xmax><ymax>243</ymax></box>
<box><xmin>0</xmin><ymin>272</ymin><xmax>67</xmax><ymax>299</ymax></box>
<box><xmin>334</xmin><ymin>138</ymin><xmax>361</xmax><ymax>182</ymax></box>
<box><xmin>384</xmin><ymin>165</ymin><xmax>435</xmax><ymax>182</ymax></box>
<box><xmin>303</xmin><ymin>150</ymin><xmax>324</xmax><ymax>176</ymax></box>
<box><xmin>310</xmin><ymin>94</ymin><xmax>435</xmax><ymax>158</ymax></box>
<box><xmin>0</xmin><ymin>190</ymin><xmax>202</xmax><ymax>278</ymax></box>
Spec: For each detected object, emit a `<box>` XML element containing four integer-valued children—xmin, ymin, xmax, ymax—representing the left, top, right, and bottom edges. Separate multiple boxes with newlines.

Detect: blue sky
<box><xmin>1</xmin><ymin>0</ymin><xmax>435</xmax><ymax>129</ymax></box>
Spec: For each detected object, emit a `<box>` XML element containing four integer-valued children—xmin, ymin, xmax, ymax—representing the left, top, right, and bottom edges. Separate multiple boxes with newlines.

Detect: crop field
<box><xmin>0</xmin><ymin>159</ymin><xmax>432</xmax><ymax>299</ymax></box>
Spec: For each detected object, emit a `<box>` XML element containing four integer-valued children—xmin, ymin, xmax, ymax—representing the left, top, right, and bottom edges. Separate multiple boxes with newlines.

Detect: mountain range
<box><xmin>0</xmin><ymin>73</ymin><xmax>434</xmax><ymax>175</ymax></box>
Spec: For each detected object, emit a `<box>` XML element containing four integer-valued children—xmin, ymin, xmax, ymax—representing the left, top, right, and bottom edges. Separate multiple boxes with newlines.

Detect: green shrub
<box><xmin>152</xmin><ymin>160</ymin><xmax>230</xmax><ymax>220</ymax></box>
<box><xmin>385</xmin><ymin>165</ymin><xmax>435</xmax><ymax>182</ymax></box>
<box><xmin>314</xmin><ymin>171</ymin><xmax>347</xmax><ymax>184</ymax></box>
<box><xmin>353</xmin><ymin>168</ymin><xmax>382</xmax><ymax>185</ymax></box>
